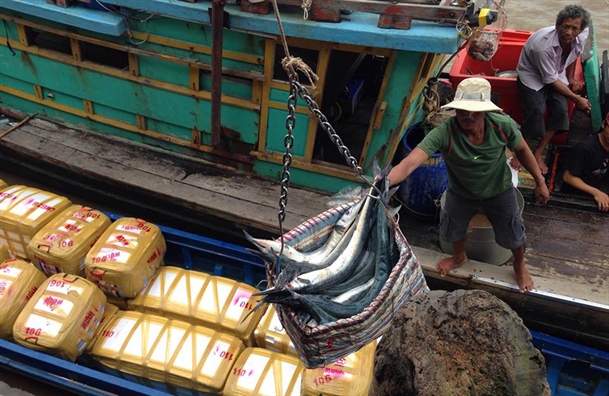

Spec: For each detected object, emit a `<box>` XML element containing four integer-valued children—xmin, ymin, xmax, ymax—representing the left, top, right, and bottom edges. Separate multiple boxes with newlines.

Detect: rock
<box><xmin>369</xmin><ymin>290</ymin><xmax>551</xmax><ymax>396</ymax></box>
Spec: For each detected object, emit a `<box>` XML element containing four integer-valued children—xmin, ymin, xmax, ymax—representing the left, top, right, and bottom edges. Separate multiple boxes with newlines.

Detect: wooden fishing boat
<box><xmin>0</xmin><ymin>212</ymin><xmax>606</xmax><ymax>395</ymax></box>
<box><xmin>0</xmin><ymin>0</ymin><xmax>608</xmax><ymax>358</ymax></box>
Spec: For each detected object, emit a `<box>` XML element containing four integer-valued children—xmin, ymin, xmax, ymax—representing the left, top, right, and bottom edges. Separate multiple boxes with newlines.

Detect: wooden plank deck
<box><xmin>0</xmin><ymin>115</ymin><xmax>608</xmax><ymax>350</ymax></box>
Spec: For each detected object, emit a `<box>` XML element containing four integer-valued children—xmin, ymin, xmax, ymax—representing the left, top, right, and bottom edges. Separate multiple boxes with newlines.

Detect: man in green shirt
<box><xmin>388</xmin><ymin>78</ymin><xmax>549</xmax><ymax>292</ymax></box>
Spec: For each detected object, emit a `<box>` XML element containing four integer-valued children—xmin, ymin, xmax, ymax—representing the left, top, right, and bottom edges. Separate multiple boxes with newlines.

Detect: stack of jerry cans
<box><xmin>12</xmin><ymin>273</ymin><xmax>107</xmax><ymax>361</ymax></box>
<box><xmin>0</xmin><ymin>185</ymin><xmax>72</xmax><ymax>259</ymax></box>
<box><xmin>254</xmin><ymin>306</ymin><xmax>377</xmax><ymax>396</ymax></box>
<box><xmin>89</xmin><ymin>311</ymin><xmax>245</xmax><ymax>393</ymax></box>
<box><xmin>129</xmin><ymin>266</ymin><xmax>266</xmax><ymax>346</ymax></box>
<box><xmin>27</xmin><ymin>205</ymin><xmax>111</xmax><ymax>276</ymax></box>
<box><xmin>84</xmin><ymin>218</ymin><xmax>166</xmax><ymax>298</ymax></box>
<box><xmin>0</xmin><ymin>259</ymin><xmax>47</xmax><ymax>339</ymax></box>
<box><xmin>223</xmin><ymin>347</ymin><xmax>304</xmax><ymax>396</ymax></box>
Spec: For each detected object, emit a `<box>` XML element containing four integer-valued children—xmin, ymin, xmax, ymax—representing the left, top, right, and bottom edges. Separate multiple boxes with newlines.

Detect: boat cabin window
<box><xmin>31</xmin><ymin>29</ymin><xmax>72</xmax><ymax>56</ymax></box>
<box><xmin>273</xmin><ymin>46</ymin><xmax>319</xmax><ymax>82</ymax></box>
<box><xmin>79</xmin><ymin>42</ymin><xmax>129</xmax><ymax>70</ymax></box>
<box><xmin>313</xmin><ymin>52</ymin><xmax>388</xmax><ymax>166</ymax></box>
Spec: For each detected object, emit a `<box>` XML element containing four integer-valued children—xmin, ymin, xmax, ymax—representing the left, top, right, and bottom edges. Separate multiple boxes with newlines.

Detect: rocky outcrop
<box><xmin>369</xmin><ymin>289</ymin><xmax>551</xmax><ymax>396</ymax></box>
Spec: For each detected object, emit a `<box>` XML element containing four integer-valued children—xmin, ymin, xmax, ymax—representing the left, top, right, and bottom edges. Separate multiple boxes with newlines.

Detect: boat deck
<box><xmin>0</xmin><ymin>114</ymin><xmax>608</xmax><ymax>350</ymax></box>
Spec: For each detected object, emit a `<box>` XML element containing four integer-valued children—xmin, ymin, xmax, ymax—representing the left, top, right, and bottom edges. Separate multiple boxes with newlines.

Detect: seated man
<box><xmin>515</xmin><ymin>4</ymin><xmax>591</xmax><ymax>174</ymax></box>
<box><xmin>562</xmin><ymin>112</ymin><xmax>609</xmax><ymax>212</ymax></box>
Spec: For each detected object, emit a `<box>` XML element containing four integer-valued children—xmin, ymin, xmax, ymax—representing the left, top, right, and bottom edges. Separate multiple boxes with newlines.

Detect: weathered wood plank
<box><xmin>18</xmin><ymin>119</ymin><xmax>330</xmax><ymax>219</ymax></box>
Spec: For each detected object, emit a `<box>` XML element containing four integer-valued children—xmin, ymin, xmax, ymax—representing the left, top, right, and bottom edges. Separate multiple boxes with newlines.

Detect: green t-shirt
<box><xmin>417</xmin><ymin>113</ymin><xmax>522</xmax><ymax>200</ymax></box>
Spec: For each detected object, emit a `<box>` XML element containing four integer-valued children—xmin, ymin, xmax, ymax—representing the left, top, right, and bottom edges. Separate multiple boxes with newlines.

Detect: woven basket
<box><xmin>267</xmin><ymin>200</ymin><xmax>428</xmax><ymax>368</ymax></box>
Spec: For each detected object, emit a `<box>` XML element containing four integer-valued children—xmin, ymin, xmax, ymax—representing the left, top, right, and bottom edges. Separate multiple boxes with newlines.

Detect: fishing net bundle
<box><xmin>467</xmin><ymin>1</ymin><xmax>508</xmax><ymax>62</ymax></box>
<box><xmin>264</xmin><ymin>200</ymin><xmax>428</xmax><ymax>368</ymax></box>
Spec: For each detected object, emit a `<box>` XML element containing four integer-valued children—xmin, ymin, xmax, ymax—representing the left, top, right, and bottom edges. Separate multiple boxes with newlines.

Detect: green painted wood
<box><xmin>2</xmin><ymin>18</ymin><xmax>20</xmax><ymax>41</ymax></box>
<box><xmin>138</xmin><ymin>57</ymin><xmax>192</xmax><ymax>87</ymax></box>
<box><xmin>132</xmin><ymin>17</ymin><xmax>266</xmax><ymax>59</ymax></box>
<box><xmin>265</xmin><ymin>108</ymin><xmax>309</xmax><ymax>156</ymax></box>
<box><xmin>133</xmin><ymin>41</ymin><xmax>264</xmax><ymax>76</ymax></box>
<box><xmin>583</xmin><ymin>26</ymin><xmax>602</xmax><ymax>132</ymax></box>
<box><xmin>2</xmin><ymin>50</ymin><xmax>260</xmax><ymax>144</ymax></box>
<box><xmin>93</xmin><ymin>103</ymin><xmax>138</xmax><ymax>127</ymax></box>
<box><xmin>270</xmin><ymin>88</ymin><xmax>295</xmax><ymax>103</ymax></box>
<box><xmin>0</xmin><ymin>75</ymin><xmax>36</xmax><ymax>96</ymax></box>
<box><xmin>1</xmin><ymin>91</ymin><xmax>235</xmax><ymax>168</ymax></box>
<box><xmin>253</xmin><ymin>160</ymin><xmax>362</xmax><ymax>194</ymax></box>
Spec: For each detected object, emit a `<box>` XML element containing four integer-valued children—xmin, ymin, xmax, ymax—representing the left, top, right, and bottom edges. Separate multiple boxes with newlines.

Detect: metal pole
<box><xmin>211</xmin><ymin>0</ymin><xmax>226</xmax><ymax>147</ymax></box>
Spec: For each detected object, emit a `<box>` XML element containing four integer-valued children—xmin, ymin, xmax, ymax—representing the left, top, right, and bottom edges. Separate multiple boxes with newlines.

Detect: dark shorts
<box><xmin>517</xmin><ymin>77</ymin><xmax>569</xmax><ymax>140</ymax></box>
<box><xmin>440</xmin><ymin>188</ymin><xmax>526</xmax><ymax>250</ymax></box>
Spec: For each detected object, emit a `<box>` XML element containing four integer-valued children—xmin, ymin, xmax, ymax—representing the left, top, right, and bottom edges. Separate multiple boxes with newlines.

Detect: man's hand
<box><xmin>534</xmin><ymin>183</ymin><xmax>550</xmax><ymax>204</ymax></box>
<box><xmin>593</xmin><ymin>190</ymin><xmax>609</xmax><ymax>212</ymax></box>
<box><xmin>573</xmin><ymin>94</ymin><xmax>591</xmax><ymax>112</ymax></box>
<box><xmin>509</xmin><ymin>156</ymin><xmax>523</xmax><ymax>171</ymax></box>
<box><xmin>568</xmin><ymin>78</ymin><xmax>584</xmax><ymax>93</ymax></box>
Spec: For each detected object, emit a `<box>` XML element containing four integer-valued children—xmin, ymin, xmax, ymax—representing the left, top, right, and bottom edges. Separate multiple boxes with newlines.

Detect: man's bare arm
<box><xmin>550</xmin><ymin>79</ymin><xmax>589</xmax><ymax>110</ymax></box>
<box><xmin>513</xmin><ymin>139</ymin><xmax>550</xmax><ymax>204</ymax></box>
<box><xmin>387</xmin><ymin>147</ymin><xmax>430</xmax><ymax>187</ymax></box>
<box><xmin>563</xmin><ymin>170</ymin><xmax>609</xmax><ymax>211</ymax></box>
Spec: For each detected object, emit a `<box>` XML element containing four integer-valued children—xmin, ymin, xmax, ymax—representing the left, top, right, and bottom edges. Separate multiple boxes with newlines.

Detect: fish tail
<box><xmin>253</xmin><ymin>286</ymin><xmax>288</xmax><ymax>296</ymax></box>
<box><xmin>246</xmin><ymin>248</ymin><xmax>276</xmax><ymax>264</ymax></box>
<box><xmin>240</xmin><ymin>297</ymin><xmax>267</xmax><ymax>324</ymax></box>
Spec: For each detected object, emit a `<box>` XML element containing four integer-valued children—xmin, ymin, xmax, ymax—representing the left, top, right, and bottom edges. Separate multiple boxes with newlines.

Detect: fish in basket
<box><xmin>246</xmin><ymin>173</ymin><xmax>429</xmax><ymax>368</ymax></box>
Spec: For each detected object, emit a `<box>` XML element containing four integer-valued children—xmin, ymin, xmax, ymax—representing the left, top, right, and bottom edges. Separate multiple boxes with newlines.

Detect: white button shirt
<box><xmin>517</xmin><ymin>26</ymin><xmax>589</xmax><ymax>91</ymax></box>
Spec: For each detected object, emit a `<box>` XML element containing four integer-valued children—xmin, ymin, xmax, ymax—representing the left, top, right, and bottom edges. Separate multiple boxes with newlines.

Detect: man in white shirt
<box><xmin>515</xmin><ymin>4</ymin><xmax>591</xmax><ymax>174</ymax></box>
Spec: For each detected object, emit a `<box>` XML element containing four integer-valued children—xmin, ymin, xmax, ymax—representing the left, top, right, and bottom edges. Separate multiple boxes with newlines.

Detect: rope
<box><xmin>423</xmin><ymin>79</ymin><xmax>441</xmax><ymax>125</ymax></box>
<box><xmin>281</xmin><ymin>57</ymin><xmax>319</xmax><ymax>88</ymax></box>
<box><xmin>302</xmin><ymin>0</ymin><xmax>313</xmax><ymax>20</ymax></box>
<box><xmin>271</xmin><ymin>0</ymin><xmax>319</xmax><ymax>88</ymax></box>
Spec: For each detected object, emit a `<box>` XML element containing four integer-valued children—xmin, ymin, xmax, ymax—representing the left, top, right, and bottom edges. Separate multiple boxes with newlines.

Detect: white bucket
<box><xmin>439</xmin><ymin>189</ymin><xmax>525</xmax><ymax>265</ymax></box>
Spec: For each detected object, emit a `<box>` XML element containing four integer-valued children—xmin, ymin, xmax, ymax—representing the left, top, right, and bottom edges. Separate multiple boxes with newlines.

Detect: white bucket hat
<box><xmin>442</xmin><ymin>77</ymin><xmax>503</xmax><ymax>112</ymax></box>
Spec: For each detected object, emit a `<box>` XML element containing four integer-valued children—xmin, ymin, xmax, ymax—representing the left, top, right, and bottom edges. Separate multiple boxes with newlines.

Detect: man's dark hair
<box><xmin>556</xmin><ymin>5</ymin><xmax>591</xmax><ymax>31</ymax></box>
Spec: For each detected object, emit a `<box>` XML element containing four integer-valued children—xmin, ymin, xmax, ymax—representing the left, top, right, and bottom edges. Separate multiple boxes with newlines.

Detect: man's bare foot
<box><xmin>436</xmin><ymin>255</ymin><xmax>468</xmax><ymax>277</ymax></box>
<box><xmin>514</xmin><ymin>265</ymin><xmax>534</xmax><ymax>293</ymax></box>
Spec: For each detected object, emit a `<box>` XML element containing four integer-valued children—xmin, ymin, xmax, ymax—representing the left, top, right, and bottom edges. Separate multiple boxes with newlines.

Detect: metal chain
<box><xmin>274</xmin><ymin>79</ymin><xmax>367</xmax><ymax>281</ymax></box>
<box><xmin>293</xmin><ymin>80</ymin><xmax>363</xmax><ymax>176</ymax></box>
<box><xmin>274</xmin><ymin>80</ymin><xmax>298</xmax><ymax>280</ymax></box>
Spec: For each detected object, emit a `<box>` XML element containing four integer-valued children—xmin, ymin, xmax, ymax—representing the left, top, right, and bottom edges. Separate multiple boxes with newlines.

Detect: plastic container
<box><xmin>254</xmin><ymin>305</ymin><xmax>297</xmax><ymax>356</ymax></box>
<box><xmin>301</xmin><ymin>340</ymin><xmax>377</xmax><ymax>396</ymax></box>
<box><xmin>84</xmin><ymin>217</ymin><xmax>166</xmax><ymax>298</ymax></box>
<box><xmin>223</xmin><ymin>347</ymin><xmax>304</xmax><ymax>396</ymax></box>
<box><xmin>0</xmin><ymin>185</ymin><xmax>72</xmax><ymax>259</ymax></box>
<box><xmin>449</xmin><ymin>39</ymin><xmax>578</xmax><ymax>126</ymax></box>
<box><xmin>397</xmin><ymin>122</ymin><xmax>448</xmax><ymax>219</ymax></box>
<box><xmin>0</xmin><ymin>259</ymin><xmax>47</xmax><ymax>339</ymax></box>
<box><xmin>495</xmin><ymin>28</ymin><xmax>533</xmax><ymax>43</ymax></box>
<box><xmin>89</xmin><ymin>311</ymin><xmax>245</xmax><ymax>394</ymax></box>
<box><xmin>86</xmin><ymin>302</ymin><xmax>120</xmax><ymax>353</ymax></box>
<box><xmin>27</xmin><ymin>205</ymin><xmax>111</xmax><ymax>277</ymax></box>
<box><xmin>439</xmin><ymin>189</ymin><xmax>525</xmax><ymax>265</ymax></box>
<box><xmin>129</xmin><ymin>266</ymin><xmax>266</xmax><ymax>346</ymax></box>
<box><xmin>0</xmin><ymin>179</ymin><xmax>7</xmax><ymax>190</ymax></box>
<box><xmin>13</xmin><ymin>273</ymin><xmax>107</xmax><ymax>361</ymax></box>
